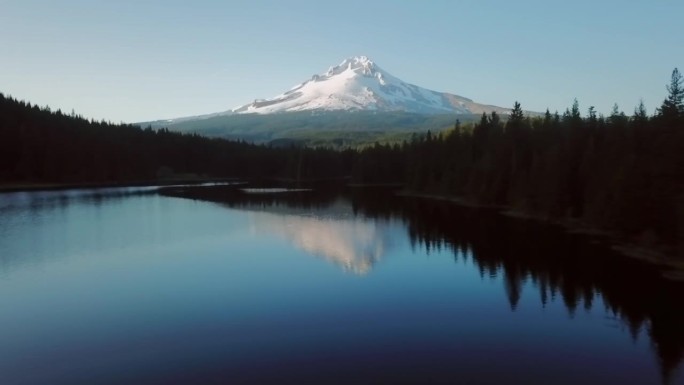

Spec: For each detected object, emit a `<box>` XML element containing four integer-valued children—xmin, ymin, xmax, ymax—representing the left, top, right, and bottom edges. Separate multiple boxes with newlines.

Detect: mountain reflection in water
<box><xmin>248</xmin><ymin>210</ymin><xmax>396</xmax><ymax>274</ymax></box>
<box><xmin>161</xmin><ymin>185</ymin><xmax>684</xmax><ymax>384</ymax></box>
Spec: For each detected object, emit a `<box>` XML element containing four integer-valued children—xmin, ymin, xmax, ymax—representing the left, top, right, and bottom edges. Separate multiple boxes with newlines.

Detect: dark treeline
<box><xmin>355</xmin><ymin>69</ymin><xmax>684</xmax><ymax>255</ymax></box>
<box><xmin>0</xmin><ymin>93</ymin><xmax>353</xmax><ymax>184</ymax></box>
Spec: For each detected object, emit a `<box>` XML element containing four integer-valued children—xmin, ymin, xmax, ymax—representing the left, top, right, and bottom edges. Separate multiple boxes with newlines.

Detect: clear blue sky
<box><xmin>1</xmin><ymin>0</ymin><xmax>682</xmax><ymax>123</ymax></box>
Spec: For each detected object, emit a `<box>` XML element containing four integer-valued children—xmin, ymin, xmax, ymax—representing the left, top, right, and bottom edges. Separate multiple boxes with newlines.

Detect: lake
<box><xmin>0</xmin><ymin>185</ymin><xmax>682</xmax><ymax>385</ymax></box>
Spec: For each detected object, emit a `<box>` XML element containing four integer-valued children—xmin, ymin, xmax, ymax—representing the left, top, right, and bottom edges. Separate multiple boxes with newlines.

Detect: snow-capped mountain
<box><xmin>140</xmin><ymin>56</ymin><xmax>514</xmax><ymax>143</ymax></box>
<box><xmin>231</xmin><ymin>56</ymin><xmax>508</xmax><ymax>115</ymax></box>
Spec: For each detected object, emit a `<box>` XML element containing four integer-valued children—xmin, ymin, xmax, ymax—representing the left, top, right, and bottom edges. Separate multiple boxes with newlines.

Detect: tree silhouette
<box><xmin>658</xmin><ymin>68</ymin><xmax>683</xmax><ymax>121</ymax></box>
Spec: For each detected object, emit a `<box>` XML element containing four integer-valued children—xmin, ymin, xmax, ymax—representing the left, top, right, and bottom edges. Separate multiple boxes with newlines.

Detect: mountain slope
<box><xmin>147</xmin><ymin>110</ymin><xmax>481</xmax><ymax>146</ymax></box>
<box><xmin>141</xmin><ymin>56</ymin><xmax>512</xmax><ymax>145</ymax></box>
<box><xmin>231</xmin><ymin>56</ymin><xmax>508</xmax><ymax>115</ymax></box>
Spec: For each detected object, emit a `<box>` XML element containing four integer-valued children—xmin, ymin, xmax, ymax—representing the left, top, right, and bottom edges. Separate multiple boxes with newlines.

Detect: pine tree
<box><xmin>510</xmin><ymin>101</ymin><xmax>524</xmax><ymax>123</ymax></box>
<box><xmin>657</xmin><ymin>68</ymin><xmax>683</xmax><ymax>121</ymax></box>
<box><xmin>571</xmin><ymin>99</ymin><xmax>581</xmax><ymax>119</ymax></box>
<box><xmin>489</xmin><ymin>111</ymin><xmax>501</xmax><ymax>127</ymax></box>
<box><xmin>587</xmin><ymin>106</ymin><xmax>597</xmax><ymax>123</ymax></box>
<box><xmin>633</xmin><ymin>100</ymin><xmax>648</xmax><ymax>123</ymax></box>
<box><xmin>609</xmin><ymin>103</ymin><xmax>627</xmax><ymax>126</ymax></box>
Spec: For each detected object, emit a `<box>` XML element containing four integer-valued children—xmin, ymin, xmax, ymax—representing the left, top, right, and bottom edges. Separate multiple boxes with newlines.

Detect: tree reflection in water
<box><xmin>161</xmin><ymin>185</ymin><xmax>684</xmax><ymax>384</ymax></box>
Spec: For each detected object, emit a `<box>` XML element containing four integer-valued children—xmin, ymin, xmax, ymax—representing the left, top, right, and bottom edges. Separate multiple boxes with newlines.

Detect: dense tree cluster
<box><xmin>355</xmin><ymin>69</ymin><xmax>684</xmax><ymax>253</ymax></box>
<box><xmin>0</xmin><ymin>94</ymin><xmax>353</xmax><ymax>183</ymax></box>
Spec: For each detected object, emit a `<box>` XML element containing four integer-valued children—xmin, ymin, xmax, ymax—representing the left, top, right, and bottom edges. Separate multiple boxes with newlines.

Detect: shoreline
<box><xmin>4</xmin><ymin>182</ymin><xmax>682</xmax><ymax>281</ymax></box>
<box><xmin>398</xmin><ymin>191</ymin><xmax>684</xmax><ymax>282</ymax></box>
<box><xmin>0</xmin><ymin>177</ymin><xmax>241</xmax><ymax>193</ymax></box>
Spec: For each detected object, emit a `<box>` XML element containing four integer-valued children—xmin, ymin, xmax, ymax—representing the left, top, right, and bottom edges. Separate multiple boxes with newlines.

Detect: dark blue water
<box><xmin>0</xmin><ymin>186</ymin><xmax>682</xmax><ymax>384</ymax></box>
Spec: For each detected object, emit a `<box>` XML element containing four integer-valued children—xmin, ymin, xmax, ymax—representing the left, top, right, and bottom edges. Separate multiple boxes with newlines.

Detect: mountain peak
<box><xmin>342</xmin><ymin>55</ymin><xmax>374</xmax><ymax>66</ymax></box>
<box><xmin>231</xmin><ymin>56</ymin><xmax>510</xmax><ymax>115</ymax></box>
<box><xmin>326</xmin><ymin>55</ymin><xmax>377</xmax><ymax>77</ymax></box>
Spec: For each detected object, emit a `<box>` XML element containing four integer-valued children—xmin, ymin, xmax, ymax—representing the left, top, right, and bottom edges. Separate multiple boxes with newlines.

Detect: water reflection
<box><xmin>162</xmin><ymin>186</ymin><xmax>397</xmax><ymax>274</ymax></box>
<box><xmin>0</xmin><ymin>185</ymin><xmax>157</xmax><ymax>212</ymax></box>
<box><xmin>248</xmin><ymin>211</ymin><xmax>395</xmax><ymax>274</ymax></box>
<box><xmin>162</xmin><ymin>185</ymin><xmax>684</xmax><ymax>384</ymax></box>
<box><xmin>0</xmin><ymin>182</ymin><xmax>234</xmax><ymax>213</ymax></box>
<box><xmin>0</xmin><ymin>183</ymin><xmax>238</xmax><ymax>275</ymax></box>
<box><xmin>0</xmin><ymin>187</ymin><xmax>157</xmax><ymax>273</ymax></box>
<box><xmin>361</xmin><ymin>190</ymin><xmax>684</xmax><ymax>384</ymax></box>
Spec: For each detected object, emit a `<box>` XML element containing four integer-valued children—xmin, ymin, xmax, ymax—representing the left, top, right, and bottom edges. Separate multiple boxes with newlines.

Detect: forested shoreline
<box><xmin>1</xmin><ymin>69</ymin><xmax>682</xmax><ymax>257</ymax></box>
<box><xmin>0</xmin><ymin>93</ymin><xmax>354</xmax><ymax>184</ymax></box>
<box><xmin>355</xmin><ymin>69</ymin><xmax>684</xmax><ymax>257</ymax></box>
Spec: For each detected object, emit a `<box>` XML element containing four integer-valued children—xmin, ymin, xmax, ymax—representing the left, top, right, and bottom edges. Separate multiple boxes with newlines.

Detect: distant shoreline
<box><xmin>0</xmin><ymin>177</ymin><xmax>240</xmax><ymax>193</ymax></box>
<box><xmin>397</xmin><ymin>191</ymin><xmax>684</xmax><ymax>282</ymax></box>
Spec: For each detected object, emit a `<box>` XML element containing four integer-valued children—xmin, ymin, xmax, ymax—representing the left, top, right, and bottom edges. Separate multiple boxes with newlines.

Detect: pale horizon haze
<box><xmin>1</xmin><ymin>0</ymin><xmax>682</xmax><ymax>123</ymax></box>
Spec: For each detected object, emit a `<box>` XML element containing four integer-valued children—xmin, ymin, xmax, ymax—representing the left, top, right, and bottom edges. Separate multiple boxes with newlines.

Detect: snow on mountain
<box><xmin>231</xmin><ymin>56</ymin><xmax>509</xmax><ymax>115</ymax></box>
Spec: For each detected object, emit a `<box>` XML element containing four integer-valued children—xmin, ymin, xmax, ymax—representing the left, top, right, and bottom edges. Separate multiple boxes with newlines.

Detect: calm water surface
<box><xmin>0</xmin><ymin>186</ymin><xmax>682</xmax><ymax>384</ymax></box>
